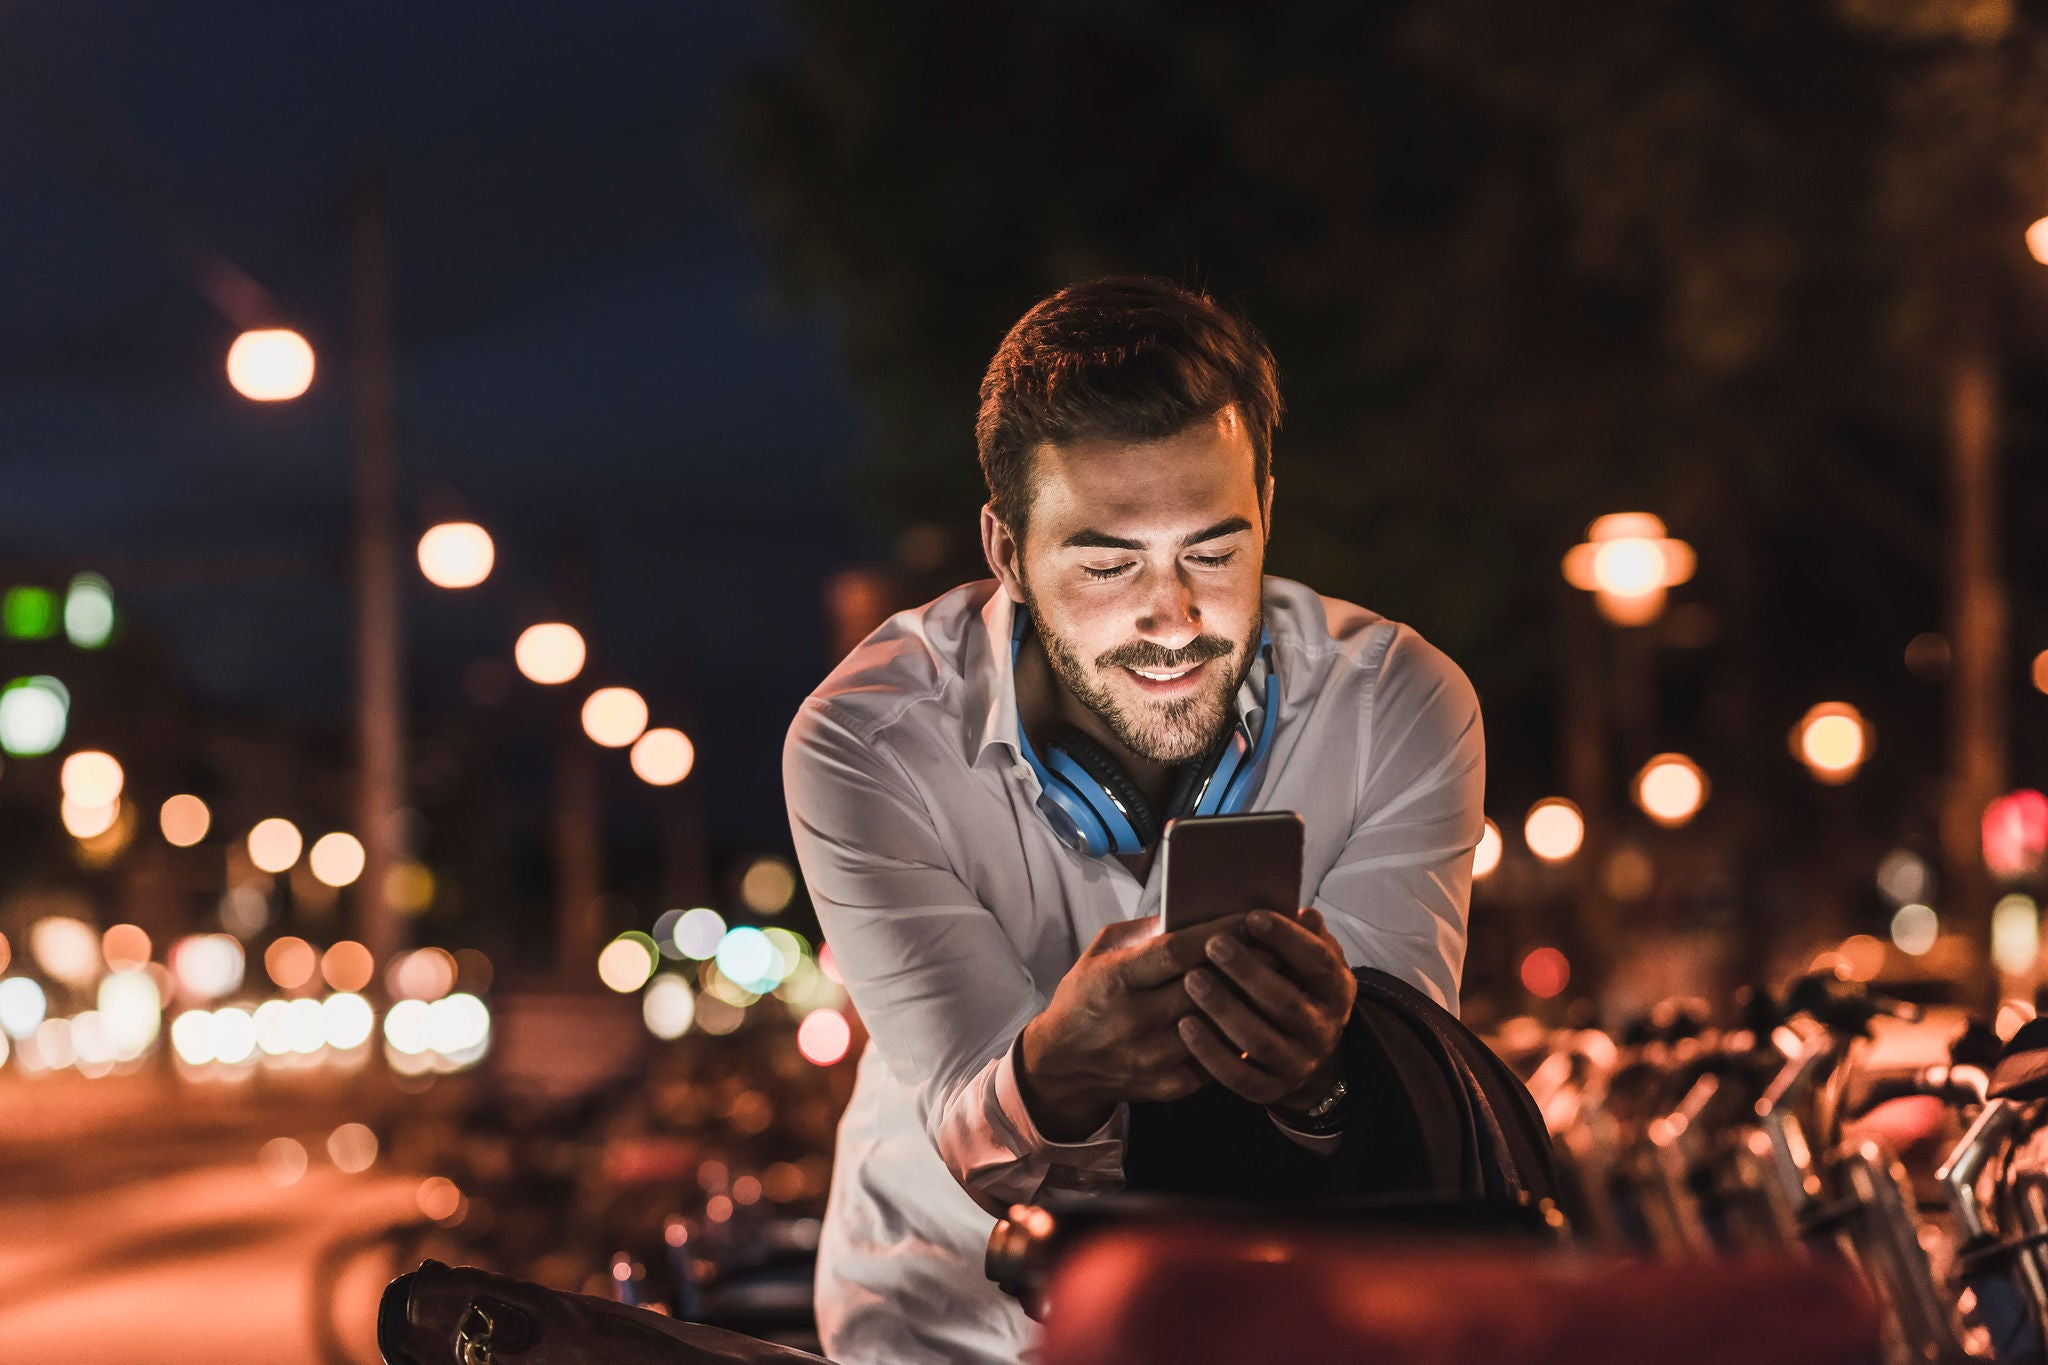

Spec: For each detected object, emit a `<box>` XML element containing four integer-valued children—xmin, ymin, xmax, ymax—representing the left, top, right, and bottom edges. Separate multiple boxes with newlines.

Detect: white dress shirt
<box><xmin>782</xmin><ymin>575</ymin><xmax>1485</xmax><ymax>1365</ymax></box>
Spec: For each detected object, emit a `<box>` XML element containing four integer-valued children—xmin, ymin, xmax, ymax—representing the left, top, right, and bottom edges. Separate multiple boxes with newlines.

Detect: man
<box><xmin>783</xmin><ymin>276</ymin><xmax>1485</xmax><ymax>1364</ymax></box>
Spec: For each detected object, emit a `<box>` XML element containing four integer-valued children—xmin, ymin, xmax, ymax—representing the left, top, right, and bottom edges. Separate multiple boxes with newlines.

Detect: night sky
<box><xmin>0</xmin><ymin>2</ymin><xmax>872</xmax><ymax>847</ymax></box>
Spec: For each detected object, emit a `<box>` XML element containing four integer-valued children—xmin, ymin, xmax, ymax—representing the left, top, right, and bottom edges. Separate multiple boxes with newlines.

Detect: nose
<box><xmin>1135</xmin><ymin>564</ymin><xmax>1201</xmax><ymax>653</ymax></box>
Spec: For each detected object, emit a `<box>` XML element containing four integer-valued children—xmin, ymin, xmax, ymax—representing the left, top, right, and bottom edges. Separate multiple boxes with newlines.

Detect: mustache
<box><xmin>1098</xmin><ymin>635</ymin><xmax>1235</xmax><ymax>673</ymax></box>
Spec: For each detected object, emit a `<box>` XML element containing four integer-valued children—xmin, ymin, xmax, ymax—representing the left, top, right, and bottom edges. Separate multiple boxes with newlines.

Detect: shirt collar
<box><xmin>970</xmin><ymin>585</ymin><xmax>1024</xmax><ymax>771</ymax></box>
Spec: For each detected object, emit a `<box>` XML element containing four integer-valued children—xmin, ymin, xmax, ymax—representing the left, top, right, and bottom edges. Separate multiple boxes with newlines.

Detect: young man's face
<box><xmin>987</xmin><ymin>406</ymin><xmax>1272</xmax><ymax>765</ymax></box>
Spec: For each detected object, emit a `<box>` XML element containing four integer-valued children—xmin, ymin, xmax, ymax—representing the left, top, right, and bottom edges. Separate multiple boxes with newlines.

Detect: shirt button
<box><xmin>1010</xmin><ymin>762</ymin><xmax>1033</xmax><ymax>781</ymax></box>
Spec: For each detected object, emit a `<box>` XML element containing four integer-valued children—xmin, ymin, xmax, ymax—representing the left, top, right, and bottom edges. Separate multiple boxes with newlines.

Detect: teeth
<box><xmin>1132</xmin><ymin>666</ymin><xmax>1195</xmax><ymax>682</ymax></box>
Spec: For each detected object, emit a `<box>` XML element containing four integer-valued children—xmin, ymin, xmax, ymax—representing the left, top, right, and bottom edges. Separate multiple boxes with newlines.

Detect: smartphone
<box><xmin>1158</xmin><ymin>811</ymin><xmax>1304</xmax><ymax>934</ymax></box>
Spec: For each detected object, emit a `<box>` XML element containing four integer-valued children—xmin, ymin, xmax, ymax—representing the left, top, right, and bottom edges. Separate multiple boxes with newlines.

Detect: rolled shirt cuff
<box><xmin>935</xmin><ymin>1031</ymin><xmax>1128</xmax><ymax>1214</ymax></box>
<box><xmin>1268</xmin><ymin>1108</ymin><xmax>1343</xmax><ymax>1156</ymax></box>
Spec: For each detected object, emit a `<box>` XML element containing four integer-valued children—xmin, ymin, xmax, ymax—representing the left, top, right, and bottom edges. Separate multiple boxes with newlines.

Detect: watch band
<box><xmin>1271</xmin><ymin>1076</ymin><xmax>1348</xmax><ymax>1134</ymax></box>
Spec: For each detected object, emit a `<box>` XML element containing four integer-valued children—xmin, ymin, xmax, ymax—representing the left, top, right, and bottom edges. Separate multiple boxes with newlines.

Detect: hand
<box><xmin>1017</xmin><ymin>917</ymin><xmax>1244</xmax><ymax>1141</ymax></box>
<box><xmin>1177</xmin><ymin>907</ymin><xmax>1356</xmax><ymax>1108</ymax></box>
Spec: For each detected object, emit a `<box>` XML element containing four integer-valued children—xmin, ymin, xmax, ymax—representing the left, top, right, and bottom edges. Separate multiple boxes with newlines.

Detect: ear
<box><xmin>980</xmin><ymin>503</ymin><xmax>1027</xmax><ymax>604</ymax></box>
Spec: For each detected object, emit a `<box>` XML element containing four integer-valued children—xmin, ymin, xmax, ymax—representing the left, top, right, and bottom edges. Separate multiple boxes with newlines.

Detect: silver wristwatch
<box><xmin>1272</xmin><ymin>1076</ymin><xmax>1348</xmax><ymax>1133</ymax></box>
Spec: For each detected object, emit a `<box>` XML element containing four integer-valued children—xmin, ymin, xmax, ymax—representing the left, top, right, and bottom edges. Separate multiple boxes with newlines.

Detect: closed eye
<box><xmin>1080</xmin><ymin>550</ymin><xmax>1237</xmax><ymax>581</ymax></box>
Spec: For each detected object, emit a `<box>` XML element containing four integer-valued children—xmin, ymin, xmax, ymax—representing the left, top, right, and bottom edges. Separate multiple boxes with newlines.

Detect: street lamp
<box><xmin>225</xmin><ymin>328</ymin><xmax>315</xmax><ymax>401</ymax></box>
<box><xmin>1791</xmin><ymin>702</ymin><xmax>1872</xmax><ymax>784</ymax></box>
<box><xmin>1561</xmin><ymin>512</ymin><xmax>1696</xmax><ymax>626</ymax></box>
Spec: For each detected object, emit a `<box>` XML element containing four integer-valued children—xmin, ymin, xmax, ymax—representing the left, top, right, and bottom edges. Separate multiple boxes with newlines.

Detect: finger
<box><xmin>1132</xmin><ymin>1058</ymin><xmax>1207</xmax><ymax>1102</ymax></box>
<box><xmin>1121</xmin><ymin>914</ymin><xmax>1251</xmax><ymax>988</ymax></box>
<box><xmin>1185</xmin><ymin>967</ymin><xmax>1312</xmax><ymax>1075</ymax></box>
<box><xmin>1246</xmin><ymin>909</ymin><xmax>1351</xmax><ymax>999</ymax></box>
<box><xmin>1199</xmin><ymin>937</ymin><xmax>1320</xmax><ymax>1038</ymax></box>
<box><xmin>1177</xmin><ymin>1015</ymin><xmax>1290</xmax><ymax>1106</ymax></box>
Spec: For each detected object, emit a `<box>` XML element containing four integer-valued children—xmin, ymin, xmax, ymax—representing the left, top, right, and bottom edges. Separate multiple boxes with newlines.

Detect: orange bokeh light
<box><xmin>226</xmin><ymin>328</ymin><xmax>315</xmax><ymax>401</ymax></box>
<box><xmin>321</xmin><ymin>940</ymin><xmax>375</xmax><ymax>993</ymax></box>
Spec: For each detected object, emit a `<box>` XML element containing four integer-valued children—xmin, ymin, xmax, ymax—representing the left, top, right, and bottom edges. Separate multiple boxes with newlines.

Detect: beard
<box><xmin>1021</xmin><ymin>578</ymin><xmax>1260</xmax><ymax>765</ymax></box>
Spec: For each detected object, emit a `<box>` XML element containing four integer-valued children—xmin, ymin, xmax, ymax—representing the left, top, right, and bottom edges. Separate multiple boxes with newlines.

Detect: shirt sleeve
<box><xmin>784</xmin><ymin>698</ymin><xmax>1126</xmax><ymax>1216</ymax></box>
<box><xmin>1311</xmin><ymin>626</ymin><xmax>1485</xmax><ymax>1015</ymax></box>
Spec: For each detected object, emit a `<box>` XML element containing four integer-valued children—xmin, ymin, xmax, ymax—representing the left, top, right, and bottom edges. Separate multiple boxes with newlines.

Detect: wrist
<box><xmin>1017</xmin><ymin>1016</ymin><xmax>1115</xmax><ymax>1142</ymax></box>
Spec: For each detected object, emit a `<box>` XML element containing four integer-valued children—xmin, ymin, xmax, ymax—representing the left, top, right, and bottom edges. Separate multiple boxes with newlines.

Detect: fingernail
<box><xmin>1207</xmin><ymin>937</ymin><xmax>1238</xmax><ymax>962</ymax></box>
<box><xmin>1186</xmin><ymin>969</ymin><xmax>1213</xmax><ymax>994</ymax></box>
<box><xmin>1247</xmin><ymin>911</ymin><xmax>1272</xmax><ymax>932</ymax></box>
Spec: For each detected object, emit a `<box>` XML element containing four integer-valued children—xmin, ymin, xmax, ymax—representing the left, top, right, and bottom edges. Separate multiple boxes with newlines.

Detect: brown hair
<box><xmin>976</xmin><ymin>276</ymin><xmax>1282</xmax><ymax>544</ymax></box>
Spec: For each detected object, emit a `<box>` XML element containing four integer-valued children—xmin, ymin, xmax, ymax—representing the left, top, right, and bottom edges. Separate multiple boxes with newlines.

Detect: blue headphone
<box><xmin>1011</xmin><ymin>607</ymin><xmax>1279</xmax><ymax>856</ymax></box>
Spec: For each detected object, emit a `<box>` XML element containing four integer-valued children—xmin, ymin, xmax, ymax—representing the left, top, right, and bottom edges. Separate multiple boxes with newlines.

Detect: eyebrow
<box><xmin>1059</xmin><ymin>515</ymin><xmax>1255</xmax><ymax>552</ymax></box>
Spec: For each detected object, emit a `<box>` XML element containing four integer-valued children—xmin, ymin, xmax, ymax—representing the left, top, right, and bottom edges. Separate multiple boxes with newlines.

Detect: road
<box><xmin>0</xmin><ymin>1067</ymin><xmax>443</xmax><ymax>1365</ymax></box>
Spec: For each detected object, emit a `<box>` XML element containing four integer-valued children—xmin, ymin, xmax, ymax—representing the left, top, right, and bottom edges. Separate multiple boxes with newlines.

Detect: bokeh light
<box><xmin>0</xmin><ymin>676</ymin><xmax>69</xmax><ymax>756</ymax></box>
<box><xmin>0</xmin><ymin>978</ymin><xmax>48</xmax><ymax>1039</ymax></box>
<box><xmin>63</xmin><ymin>574</ymin><xmax>115</xmax><ymax>649</ymax></box>
<box><xmin>740</xmin><ymin>856</ymin><xmax>798</xmax><ymax>914</ymax></box>
<box><xmin>264</xmin><ymin>936</ymin><xmax>316</xmax><ymax>990</ymax></box>
<box><xmin>390</xmin><ymin>947</ymin><xmax>457</xmax><ymax>1002</ymax></box>
<box><xmin>2034</xmin><ymin>649</ymin><xmax>2048</xmax><ymax>695</ymax></box>
<box><xmin>308</xmin><ymin>832</ymin><xmax>366</xmax><ymax>888</ymax></box>
<box><xmin>1633</xmin><ymin>754</ymin><xmax>1708</xmax><ymax>828</ymax></box>
<box><xmin>643</xmin><ymin>973</ymin><xmax>697</xmax><ymax>1040</ymax></box>
<box><xmin>101</xmin><ymin>924</ymin><xmax>151</xmax><ymax>972</ymax></box>
<box><xmin>328</xmin><ymin>1122</ymin><xmax>379</xmax><ymax>1173</ymax></box>
<box><xmin>1792</xmin><ymin>702</ymin><xmax>1870</xmax><ymax>783</ymax></box>
<box><xmin>258</xmin><ymin>1136</ymin><xmax>308</xmax><ymax>1187</ymax></box>
<box><xmin>581</xmin><ymin>687</ymin><xmax>648</xmax><ymax>748</ymax></box>
<box><xmin>630</xmin><ymin>728</ymin><xmax>695</xmax><ymax>785</ymax></box>
<box><xmin>2028</xmin><ymin>216</ymin><xmax>2048</xmax><ymax>266</ymax></box>
<box><xmin>31</xmin><ymin>917</ymin><xmax>101</xmax><ymax>986</ymax></box>
<box><xmin>797</xmin><ymin>1008</ymin><xmax>852</xmax><ymax>1066</ymax></box>
<box><xmin>383</xmin><ymin>999</ymin><xmax>432</xmax><ymax>1055</ymax></box>
<box><xmin>2</xmin><ymin>586</ymin><xmax>57</xmax><ymax>640</ymax></box>
<box><xmin>247</xmin><ymin>818</ymin><xmax>304</xmax><ymax>874</ymax></box>
<box><xmin>97</xmin><ymin>970</ymin><xmax>160</xmax><ymax>1060</ymax></box>
<box><xmin>1520</xmin><ymin>947</ymin><xmax>1570</xmax><ymax>999</ymax></box>
<box><xmin>321</xmin><ymin>940</ymin><xmax>375</xmax><ymax>993</ymax></box>
<box><xmin>1984</xmin><ymin>790</ymin><xmax>2048</xmax><ymax>881</ymax></box>
<box><xmin>60</xmin><ymin>750</ymin><xmax>124</xmax><ymax>807</ymax></box>
<box><xmin>1523</xmin><ymin>799</ymin><xmax>1585</xmax><ymax>863</ymax></box>
<box><xmin>1890</xmin><ymin>903</ymin><xmax>1938</xmax><ymax>957</ymax></box>
<box><xmin>427</xmin><ymin>993</ymin><xmax>490</xmax><ymax>1056</ymax></box>
<box><xmin>61</xmin><ymin>798</ymin><xmax>119</xmax><ymax>839</ymax></box>
<box><xmin>716</xmin><ymin>927</ymin><xmax>776</xmax><ymax>987</ymax></box>
<box><xmin>1472</xmin><ymin>819</ymin><xmax>1502</xmax><ymax>880</ymax></box>
<box><xmin>1993</xmin><ymin>894</ymin><xmax>2041</xmax><ymax>977</ymax></box>
<box><xmin>598</xmin><ymin>933</ymin><xmax>659</xmax><ymax>993</ymax></box>
<box><xmin>226</xmin><ymin>328</ymin><xmax>315</xmax><ymax>401</ymax></box>
<box><xmin>417</xmin><ymin>522</ymin><xmax>495</xmax><ymax>589</ymax></box>
<box><xmin>173</xmin><ymin>934</ymin><xmax>247</xmax><ymax>1001</ymax></box>
<box><xmin>210</xmin><ymin>1006</ymin><xmax>257</xmax><ymax>1064</ymax></box>
<box><xmin>416</xmin><ymin>1176</ymin><xmax>462</xmax><ymax>1221</ymax></box>
<box><xmin>160</xmin><ymin>794</ymin><xmax>211</xmax><ymax>847</ymax></box>
<box><xmin>1838</xmin><ymin>934</ymin><xmax>1887</xmax><ymax>982</ymax></box>
<box><xmin>672</xmin><ymin>908</ymin><xmax>725</xmax><ymax>959</ymax></box>
<box><xmin>514</xmin><ymin>623</ymin><xmax>586</xmax><ymax>685</ymax></box>
<box><xmin>321</xmin><ymin>993</ymin><xmax>375</xmax><ymax>1050</ymax></box>
<box><xmin>1876</xmin><ymin>849</ymin><xmax>1933</xmax><ymax>907</ymax></box>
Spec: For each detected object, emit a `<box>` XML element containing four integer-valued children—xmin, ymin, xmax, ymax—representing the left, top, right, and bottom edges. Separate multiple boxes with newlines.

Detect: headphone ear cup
<box><xmin>1048</xmin><ymin>729</ymin><xmax>1161</xmax><ymax>850</ymax></box>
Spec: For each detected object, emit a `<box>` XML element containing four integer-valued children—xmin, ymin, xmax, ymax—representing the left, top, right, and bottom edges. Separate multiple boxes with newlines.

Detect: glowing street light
<box><xmin>1472</xmin><ymin>819</ymin><xmax>1503</xmax><ymax>879</ymax></box>
<box><xmin>60</xmin><ymin>750</ymin><xmax>124</xmax><ymax>807</ymax></box>
<box><xmin>226</xmin><ymin>328</ymin><xmax>315</xmax><ymax>402</ymax></box>
<box><xmin>417</xmin><ymin>522</ymin><xmax>495</xmax><ymax>589</ymax></box>
<box><xmin>1633</xmin><ymin>753</ymin><xmax>1708</xmax><ymax>828</ymax></box>
<box><xmin>630</xmin><ymin>728</ymin><xmax>695</xmax><ymax>785</ymax></box>
<box><xmin>514</xmin><ymin>623</ymin><xmax>586</xmax><ymax>685</ymax></box>
<box><xmin>160</xmin><ymin>794</ymin><xmax>211</xmax><ymax>847</ymax></box>
<box><xmin>1791</xmin><ymin>702</ymin><xmax>1871</xmax><ymax>784</ymax></box>
<box><xmin>309</xmin><ymin>832</ymin><xmax>366</xmax><ymax>888</ymax></box>
<box><xmin>581</xmin><ymin>687</ymin><xmax>648</xmax><ymax>748</ymax></box>
<box><xmin>1524</xmin><ymin>798</ymin><xmax>1585</xmax><ymax>863</ymax></box>
<box><xmin>1561</xmin><ymin>513</ymin><xmax>1696</xmax><ymax>626</ymax></box>
<box><xmin>2028</xmin><ymin>216</ymin><xmax>2048</xmax><ymax>266</ymax></box>
<box><xmin>247</xmin><ymin>818</ymin><xmax>304</xmax><ymax>874</ymax></box>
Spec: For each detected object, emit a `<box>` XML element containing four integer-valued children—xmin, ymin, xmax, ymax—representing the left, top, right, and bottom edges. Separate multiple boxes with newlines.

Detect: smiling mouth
<box><xmin>1121</xmin><ymin>659</ymin><xmax>1210</xmax><ymax>691</ymax></box>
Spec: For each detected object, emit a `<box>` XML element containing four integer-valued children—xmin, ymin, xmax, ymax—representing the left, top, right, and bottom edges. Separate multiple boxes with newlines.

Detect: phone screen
<box><xmin>1158</xmin><ymin>812</ymin><xmax>1304</xmax><ymax>934</ymax></box>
